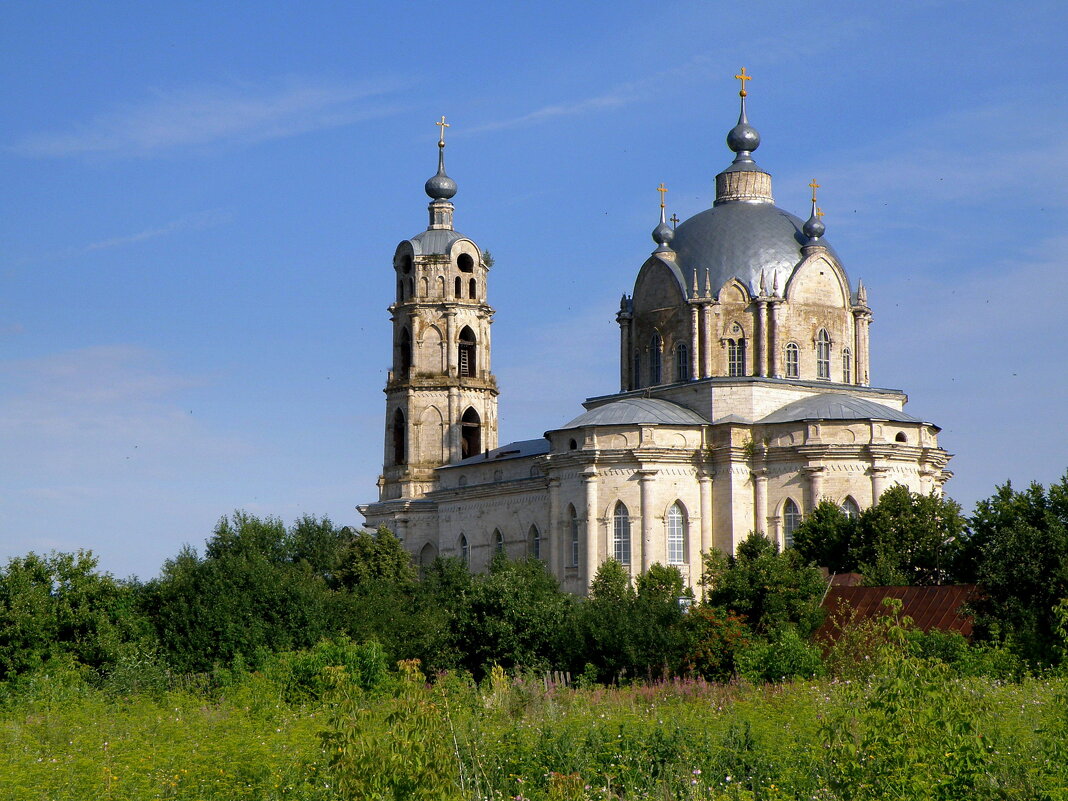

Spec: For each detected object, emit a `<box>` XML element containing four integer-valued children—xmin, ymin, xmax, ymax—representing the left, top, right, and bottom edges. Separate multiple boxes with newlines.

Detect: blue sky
<box><xmin>2</xmin><ymin>1</ymin><xmax>1066</xmax><ymax>579</ymax></box>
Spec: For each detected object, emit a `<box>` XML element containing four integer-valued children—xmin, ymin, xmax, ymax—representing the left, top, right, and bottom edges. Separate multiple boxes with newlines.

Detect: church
<box><xmin>358</xmin><ymin>74</ymin><xmax>952</xmax><ymax>595</ymax></box>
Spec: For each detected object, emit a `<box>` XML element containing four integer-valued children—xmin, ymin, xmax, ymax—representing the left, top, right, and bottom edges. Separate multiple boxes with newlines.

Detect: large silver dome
<box><xmin>671</xmin><ymin>201</ymin><xmax>835</xmax><ymax>299</ymax></box>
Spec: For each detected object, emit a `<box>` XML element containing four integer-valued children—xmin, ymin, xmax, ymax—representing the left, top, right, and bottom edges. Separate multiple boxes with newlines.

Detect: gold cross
<box><xmin>670</xmin><ymin>213</ymin><xmax>680</xmax><ymax>228</ymax></box>
<box><xmin>734</xmin><ymin>67</ymin><xmax>752</xmax><ymax>97</ymax></box>
<box><xmin>816</xmin><ymin>207</ymin><xmax>825</xmax><ymax>219</ymax></box>
<box><xmin>657</xmin><ymin>183</ymin><xmax>668</xmax><ymax>209</ymax></box>
<box><xmin>435</xmin><ymin>115</ymin><xmax>449</xmax><ymax>145</ymax></box>
<box><xmin>809</xmin><ymin>178</ymin><xmax>820</xmax><ymax>204</ymax></box>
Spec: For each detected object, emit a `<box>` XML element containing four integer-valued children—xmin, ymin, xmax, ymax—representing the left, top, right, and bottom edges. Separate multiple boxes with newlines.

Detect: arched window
<box><xmin>666</xmin><ymin>503</ymin><xmax>686</xmax><ymax>564</ymax></box>
<box><xmin>569</xmin><ymin>505</ymin><xmax>579</xmax><ymax>567</ymax></box>
<box><xmin>494</xmin><ymin>529</ymin><xmax>504</xmax><ymax>554</ymax></box>
<box><xmin>842</xmin><ymin>347</ymin><xmax>852</xmax><ymax>384</ymax></box>
<box><xmin>461</xmin><ymin>407</ymin><xmax>481</xmax><ymax>458</ymax></box>
<box><xmin>392</xmin><ymin>408</ymin><xmax>406</xmax><ymax>465</ymax></box>
<box><xmin>568</xmin><ymin>438</ymin><xmax>578</xmax><ymax>450</ymax></box>
<box><xmin>399</xmin><ymin>328</ymin><xmax>412</xmax><ymax>378</ymax></box>
<box><xmin>420</xmin><ymin>277</ymin><xmax>429</xmax><ymax>297</ymax></box>
<box><xmin>457</xmin><ymin>253</ymin><xmax>474</xmax><ymax>273</ymax></box>
<box><xmin>529</xmin><ymin>525</ymin><xmax>541</xmax><ymax>560</ymax></box>
<box><xmin>632</xmin><ymin>350</ymin><xmax>641</xmax><ymax>390</ymax></box>
<box><xmin>816</xmin><ymin>329</ymin><xmax>831</xmax><ymax>380</ymax></box>
<box><xmin>459</xmin><ymin>533</ymin><xmax>469</xmax><ymax>566</ymax></box>
<box><xmin>649</xmin><ymin>332</ymin><xmax>663</xmax><ymax>385</ymax></box>
<box><xmin>728</xmin><ymin>338</ymin><xmax>746</xmax><ymax>377</ymax></box>
<box><xmin>458</xmin><ymin>326</ymin><xmax>476</xmax><ymax>377</ymax></box>
<box><xmin>438</xmin><ymin>276</ymin><xmax>446</xmax><ymax>297</ymax></box>
<box><xmin>841</xmin><ymin>496</ymin><xmax>860</xmax><ymax>519</ymax></box>
<box><xmin>454</xmin><ymin>276</ymin><xmax>461</xmax><ymax>298</ymax></box>
<box><xmin>895</xmin><ymin>431</ymin><xmax>908</xmax><ymax>443</ymax></box>
<box><xmin>468</xmin><ymin>278</ymin><xmax>477</xmax><ymax>299</ymax></box>
<box><xmin>675</xmin><ymin>342</ymin><xmax>689</xmax><ymax>382</ymax></box>
<box><xmin>419</xmin><ymin>542</ymin><xmax>437</xmax><ymax>567</ymax></box>
<box><xmin>613</xmin><ymin>502</ymin><xmax>631</xmax><ymax>565</ymax></box>
<box><xmin>783</xmin><ymin>498</ymin><xmax>801</xmax><ymax>548</ymax></box>
<box><xmin>785</xmin><ymin>342</ymin><xmax>800</xmax><ymax>378</ymax></box>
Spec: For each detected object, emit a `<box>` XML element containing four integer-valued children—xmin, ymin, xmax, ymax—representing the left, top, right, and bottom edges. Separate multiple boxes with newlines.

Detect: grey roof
<box><xmin>671</xmin><ymin>201</ymin><xmax>840</xmax><ymax>299</ymax></box>
<box><xmin>558</xmin><ymin>397</ymin><xmax>710</xmax><ymax>430</ymax></box>
<box><xmin>759</xmin><ymin>393</ymin><xmax>923</xmax><ymax>425</ymax></box>
<box><xmin>439</xmin><ymin>438</ymin><xmax>549</xmax><ymax>469</ymax></box>
<box><xmin>408</xmin><ymin>228</ymin><xmax>466</xmax><ymax>256</ymax></box>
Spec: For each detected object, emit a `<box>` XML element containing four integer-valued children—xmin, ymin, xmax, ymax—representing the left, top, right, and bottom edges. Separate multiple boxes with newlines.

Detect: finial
<box><xmin>425</xmin><ymin>115</ymin><xmax>457</xmax><ymax>201</ymax></box>
<box><xmin>734</xmin><ymin>67</ymin><xmax>752</xmax><ymax>98</ymax></box>
<box><xmin>759</xmin><ymin>268</ymin><xmax>767</xmax><ymax>295</ymax></box>
<box><xmin>669</xmin><ymin>213</ymin><xmax>680</xmax><ymax>229</ymax></box>
<box><xmin>726</xmin><ymin>68</ymin><xmax>760</xmax><ymax>168</ymax></box>
<box><xmin>857</xmin><ymin>279</ymin><xmax>867</xmax><ymax>304</ymax></box>
<box><xmin>803</xmin><ymin>178</ymin><xmax>826</xmax><ymax>243</ymax></box>
<box><xmin>704</xmin><ymin>268</ymin><xmax>712</xmax><ymax>299</ymax></box>
<box><xmin>652</xmin><ymin>183</ymin><xmax>675</xmax><ymax>252</ymax></box>
<box><xmin>773</xmin><ymin>271</ymin><xmax>780</xmax><ymax>296</ymax></box>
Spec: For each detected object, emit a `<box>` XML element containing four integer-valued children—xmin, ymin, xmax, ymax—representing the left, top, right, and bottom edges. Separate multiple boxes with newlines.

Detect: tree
<box><xmin>962</xmin><ymin>474</ymin><xmax>1068</xmax><ymax>664</ymax></box>
<box><xmin>702</xmin><ymin>532</ymin><xmax>826</xmax><ymax>636</ymax></box>
<box><xmin>791</xmin><ymin>488</ymin><xmax>966</xmax><ymax>586</ymax></box>
<box><xmin>336</xmin><ymin>526</ymin><xmax>416</xmax><ymax>590</ymax></box>
<box><xmin>0</xmin><ymin>550</ymin><xmax>152</xmax><ymax>680</ymax></box>
<box><xmin>141</xmin><ymin>512</ymin><xmax>345</xmax><ymax>673</ymax></box>
<box><xmin>571</xmin><ymin>559</ymin><xmax>637</xmax><ymax>681</ymax></box>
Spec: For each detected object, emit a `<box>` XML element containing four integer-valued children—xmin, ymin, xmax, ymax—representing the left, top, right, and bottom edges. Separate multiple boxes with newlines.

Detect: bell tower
<box><xmin>378</xmin><ymin>117</ymin><xmax>499</xmax><ymax>502</ymax></box>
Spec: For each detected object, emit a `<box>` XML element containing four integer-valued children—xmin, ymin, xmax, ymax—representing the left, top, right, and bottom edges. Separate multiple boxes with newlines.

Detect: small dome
<box><xmin>803</xmin><ymin>211</ymin><xmax>825</xmax><ymax>242</ymax></box>
<box><xmin>727</xmin><ymin>120</ymin><xmax>760</xmax><ymax>155</ymax></box>
<box><xmin>425</xmin><ymin>169</ymin><xmax>457</xmax><ymax>200</ymax></box>
<box><xmin>760</xmin><ymin>393</ymin><xmax>924</xmax><ymax>425</ymax></box>
<box><xmin>557</xmin><ymin>397</ymin><xmax>710</xmax><ymax>430</ymax></box>
<box><xmin>652</xmin><ymin>219</ymin><xmax>674</xmax><ymax>248</ymax></box>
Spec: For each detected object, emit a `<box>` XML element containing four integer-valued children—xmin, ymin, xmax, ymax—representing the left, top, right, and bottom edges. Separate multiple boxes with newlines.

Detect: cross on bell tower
<box><xmin>377</xmin><ymin>118</ymin><xmax>500</xmax><ymax>503</ymax></box>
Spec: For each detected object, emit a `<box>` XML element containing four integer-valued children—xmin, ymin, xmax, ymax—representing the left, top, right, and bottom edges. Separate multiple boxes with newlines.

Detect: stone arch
<box><xmin>420</xmin><ymin>405</ymin><xmax>446</xmax><ymax>463</ymax></box>
<box><xmin>419</xmin><ymin>542</ymin><xmax>438</xmax><ymax>567</ymax></box>
<box><xmin>423</xmin><ymin>325</ymin><xmax>444</xmax><ymax>373</ymax></box>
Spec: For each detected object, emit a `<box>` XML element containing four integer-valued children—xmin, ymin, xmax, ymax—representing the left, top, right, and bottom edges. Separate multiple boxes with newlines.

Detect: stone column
<box><xmin>618</xmin><ymin>314</ymin><xmax>632</xmax><ymax>391</ymax></box>
<box><xmin>445</xmin><ymin>310</ymin><xmax>456</xmax><ymax>377</ymax></box>
<box><xmin>753</xmin><ymin>468</ymin><xmax>768</xmax><ymax>533</ymax></box>
<box><xmin>699</xmin><ymin>473</ymin><xmax>713</xmax><ymax>556</ymax></box>
<box><xmin>690</xmin><ymin>305</ymin><xmax>700</xmax><ymax>380</ymax></box>
<box><xmin>638</xmin><ymin>468</ymin><xmax>658</xmax><ymax>572</ymax></box>
<box><xmin>701</xmin><ymin>304</ymin><xmax>713</xmax><ymax>378</ymax></box>
<box><xmin>447</xmin><ymin>387</ymin><xmax>460</xmax><ymax>461</ymax></box>
<box><xmin>805</xmin><ymin>465</ymin><xmax>825</xmax><ymax>511</ymax></box>
<box><xmin>768</xmin><ymin>301</ymin><xmax>780</xmax><ymax>377</ymax></box>
<box><xmin>854</xmin><ymin>310</ymin><xmax>872</xmax><ymax>387</ymax></box>
<box><xmin>756</xmin><ymin>299</ymin><xmax>768</xmax><ymax>377</ymax></box>
<box><xmin>582</xmin><ymin>466</ymin><xmax>599</xmax><ymax>592</ymax></box>
<box><xmin>871</xmin><ymin>465</ymin><xmax>889</xmax><ymax>503</ymax></box>
<box><xmin>548</xmin><ymin>476</ymin><xmax>561</xmax><ymax>578</ymax></box>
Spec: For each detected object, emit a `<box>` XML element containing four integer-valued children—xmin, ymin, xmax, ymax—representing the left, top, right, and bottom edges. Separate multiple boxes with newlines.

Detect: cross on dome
<box><xmin>435</xmin><ymin>115</ymin><xmax>449</xmax><ymax>147</ymax></box>
<box><xmin>734</xmin><ymin>67</ymin><xmax>752</xmax><ymax>97</ymax></box>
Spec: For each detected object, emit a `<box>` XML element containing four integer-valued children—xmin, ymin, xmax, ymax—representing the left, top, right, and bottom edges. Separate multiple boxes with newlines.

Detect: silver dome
<box><xmin>671</xmin><ymin>201</ymin><xmax>837</xmax><ymax>299</ymax></box>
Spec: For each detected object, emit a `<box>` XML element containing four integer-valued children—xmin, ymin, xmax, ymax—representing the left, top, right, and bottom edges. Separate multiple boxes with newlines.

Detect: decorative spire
<box><xmin>803</xmin><ymin>178</ymin><xmax>826</xmax><ymax>242</ymax></box>
<box><xmin>759</xmin><ymin>268</ymin><xmax>767</xmax><ymax>296</ymax></box>
<box><xmin>652</xmin><ymin>182</ymin><xmax>675</xmax><ymax>252</ymax></box>
<box><xmin>726</xmin><ymin>67</ymin><xmax>761</xmax><ymax>170</ymax></box>
<box><xmin>425</xmin><ymin>115</ymin><xmax>457</xmax><ymax>202</ymax></box>
<box><xmin>857</xmin><ymin>279</ymin><xmax>868</xmax><ymax>305</ymax></box>
<box><xmin>704</xmin><ymin>268</ymin><xmax>712</xmax><ymax>299</ymax></box>
<box><xmin>772</xmin><ymin>270</ymin><xmax>780</xmax><ymax>297</ymax></box>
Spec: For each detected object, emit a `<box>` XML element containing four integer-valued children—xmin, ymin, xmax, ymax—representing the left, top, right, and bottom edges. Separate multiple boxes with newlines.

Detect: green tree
<box><xmin>963</xmin><ymin>475</ymin><xmax>1068</xmax><ymax>664</ymax></box>
<box><xmin>702</xmin><ymin>532</ymin><xmax>826</xmax><ymax>636</ymax></box>
<box><xmin>791</xmin><ymin>487</ymin><xmax>966</xmax><ymax>585</ymax></box>
<box><xmin>456</xmin><ymin>554</ymin><xmax>572</xmax><ymax>677</ymax></box>
<box><xmin>0</xmin><ymin>550</ymin><xmax>152</xmax><ymax>680</ymax></box>
<box><xmin>337</xmin><ymin>526</ymin><xmax>416</xmax><ymax>590</ymax></box>
<box><xmin>571</xmin><ymin>559</ymin><xmax>637</xmax><ymax>681</ymax></box>
<box><xmin>141</xmin><ymin>512</ymin><xmax>344</xmax><ymax>673</ymax></box>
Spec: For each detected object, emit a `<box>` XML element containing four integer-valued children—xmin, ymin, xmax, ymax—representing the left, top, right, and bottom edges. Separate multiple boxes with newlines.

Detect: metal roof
<box><xmin>759</xmin><ymin>393</ymin><xmax>923</xmax><ymax>425</ymax></box>
<box><xmin>671</xmin><ymin>201</ymin><xmax>841</xmax><ymax>299</ymax></box>
<box><xmin>439</xmin><ymin>437</ymin><xmax>549</xmax><ymax>469</ymax></box>
<box><xmin>816</xmin><ymin>585</ymin><xmax>979</xmax><ymax>641</ymax></box>
<box><xmin>557</xmin><ymin>397</ymin><xmax>710</xmax><ymax>430</ymax></box>
<box><xmin>408</xmin><ymin>228</ymin><xmax>466</xmax><ymax>256</ymax></box>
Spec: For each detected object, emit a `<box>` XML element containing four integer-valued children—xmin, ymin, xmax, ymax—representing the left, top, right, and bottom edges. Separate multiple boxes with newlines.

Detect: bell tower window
<box><xmin>454</xmin><ymin>276</ymin><xmax>461</xmax><ymax>298</ymax></box>
<box><xmin>469</xmin><ymin>278</ymin><xmax>477</xmax><ymax>299</ymax></box>
<box><xmin>457</xmin><ymin>253</ymin><xmax>474</xmax><ymax>272</ymax></box>
<box><xmin>392</xmin><ymin>409</ymin><xmax>406</xmax><ymax>465</ymax></box>
<box><xmin>458</xmin><ymin>326</ymin><xmax>476</xmax><ymax>377</ymax></box>
<box><xmin>461</xmin><ymin>407</ymin><xmax>481</xmax><ymax>458</ymax></box>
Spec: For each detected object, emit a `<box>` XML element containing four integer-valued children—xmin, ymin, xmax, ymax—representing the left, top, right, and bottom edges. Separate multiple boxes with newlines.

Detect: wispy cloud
<box><xmin>82</xmin><ymin>209</ymin><xmax>231</xmax><ymax>253</ymax></box>
<box><xmin>467</xmin><ymin>55</ymin><xmax>715</xmax><ymax>135</ymax></box>
<box><xmin>13</xmin><ymin>76</ymin><xmax>404</xmax><ymax>158</ymax></box>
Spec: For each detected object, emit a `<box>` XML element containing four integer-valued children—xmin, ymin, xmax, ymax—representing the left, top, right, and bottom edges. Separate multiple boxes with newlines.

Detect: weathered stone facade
<box><xmin>360</xmin><ymin>100</ymin><xmax>951</xmax><ymax>594</ymax></box>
